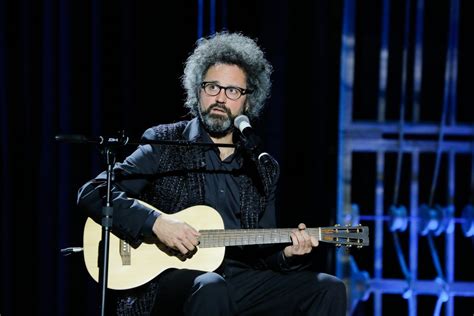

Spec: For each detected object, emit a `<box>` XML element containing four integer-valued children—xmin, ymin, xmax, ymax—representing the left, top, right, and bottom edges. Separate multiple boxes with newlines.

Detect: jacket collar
<box><xmin>182</xmin><ymin>117</ymin><xmax>202</xmax><ymax>142</ymax></box>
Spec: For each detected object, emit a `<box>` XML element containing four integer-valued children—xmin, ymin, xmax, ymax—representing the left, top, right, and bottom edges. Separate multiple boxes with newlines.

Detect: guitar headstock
<box><xmin>320</xmin><ymin>224</ymin><xmax>369</xmax><ymax>248</ymax></box>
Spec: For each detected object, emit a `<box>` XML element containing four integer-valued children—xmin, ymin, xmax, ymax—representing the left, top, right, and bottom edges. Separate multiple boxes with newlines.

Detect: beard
<box><xmin>198</xmin><ymin>103</ymin><xmax>237</xmax><ymax>137</ymax></box>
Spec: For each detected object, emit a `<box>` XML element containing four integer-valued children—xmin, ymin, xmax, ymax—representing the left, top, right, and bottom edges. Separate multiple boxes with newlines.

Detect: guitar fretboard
<box><xmin>198</xmin><ymin>228</ymin><xmax>321</xmax><ymax>248</ymax></box>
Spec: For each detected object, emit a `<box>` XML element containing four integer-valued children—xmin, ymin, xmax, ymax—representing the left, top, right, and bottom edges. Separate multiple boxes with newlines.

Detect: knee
<box><xmin>184</xmin><ymin>272</ymin><xmax>234</xmax><ymax>315</ymax></box>
<box><xmin>332</xmin><ymin>277</ymin><xmax>347</xmax><ymax>300</ymax></box>
<box><xmin>317</xmin><ymin>273</ymin><xmax>347</xmax><ymax>300</ymax></box>
<box><xmin>192</xmin><ymin>272</ymin><xmax>229</xmax><ymax>298</ymax></box>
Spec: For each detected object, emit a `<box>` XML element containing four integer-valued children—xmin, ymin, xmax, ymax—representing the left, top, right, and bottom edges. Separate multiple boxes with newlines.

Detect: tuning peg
<box><xmin>334</xmin><ymin>224</ymin><xmax>341</xmax><ymax>227</ymax></box>
<box><xmin>357</xmin><ymin>245</ymin><xmax>363</xmax><ymax>248</ymax></box>
<box><xmin>345</xmin><ymin>224</ymin><xmax>352</xmax><ymax>227</ymax></box>
<box><xmin>346</xmin><ymin>244</ymin><xmax>352</xmax><ymax>248</ymax></box>
<box><xmin>336</xmin><ymin>243</ymin><xmax>341</xmax><ymax>247</ymax></box>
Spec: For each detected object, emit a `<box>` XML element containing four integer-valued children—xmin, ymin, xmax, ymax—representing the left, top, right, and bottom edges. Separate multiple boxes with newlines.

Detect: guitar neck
<box><xmin>198</xmin><ymin>228</ymin><xmax>321</xmax><ymax>248</ymax></box>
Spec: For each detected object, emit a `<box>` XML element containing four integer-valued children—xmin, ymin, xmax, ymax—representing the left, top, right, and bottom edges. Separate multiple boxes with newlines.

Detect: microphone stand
<box><xmin>95</xmin><ymin>132</ymin><xmax>130</xmax><ymax>316</ymax></box>
<box><xmin>97</xmin><ymin>144</ymin><xmax>116</xmax><ymax>316</ymax></box>
<box><xmin>55</xmin><ymin>131</ymin><xmax>236</xmax><ymax>316</ymax></box>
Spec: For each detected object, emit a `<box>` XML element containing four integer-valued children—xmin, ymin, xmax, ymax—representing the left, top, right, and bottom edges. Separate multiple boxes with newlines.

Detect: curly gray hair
<box><xmin>181</xmin><ymin>32</ymin><xmax>273</xmax><ymax>121</ymax></box>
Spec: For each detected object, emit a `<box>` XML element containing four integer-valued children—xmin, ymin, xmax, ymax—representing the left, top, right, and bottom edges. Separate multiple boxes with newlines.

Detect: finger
<box><xmin>184</xmin><ymin>224</ymin><xmax>200</xmax><ymax>236</ymax></box>
<box><xmin>290</xmin><ymin>232</ymin><xmax>300</xmax><ymax>248</ymax></box>
<box><xmin>300</xmin><ymin>229</ymin><xmax>311</xmax><ymax>241</ymax></box>
<box><xmin>299</xmin><ymin>230</ymin><xmax>314</xmax><ymax>253</ymax></box>
<box><xmin>303</xmin><ymin>234</ymin><xmax>312</xmax><ymax>249</ymax></box>
<box><xmin>296</xmin><ymin>224</ymin><xmax>308</xmax><ymax>243</ymax></box>
<box><xmin>295</xmin><ymin>231</ymin><xmax>310</xmax><ymax>253</ymax></box>
<box><xmin>293</xmin><ymin>231</ymin><xmax>307</xmax><ymax>253</ymax></box>
<box><xmin>294</xmin><ymin>230</ymin><xmax>306</xmax><ymax>245</ymax></box>
<box><xmin>181</xmin><ymin>238</ymin><xmax>196</xmax><ymax>252</ymax></box>
<box><xmin>176</xmin><ymin>243</ymin><xmax>189</xmax><ymax>255</ymax></box>
<box><xmin>287</xmin><ymin>234</ymin><xmax>298</xmax><ymax>256</ymax></box>
<box><xmin>183</xmin><ymin>230</ymin><xmax>200</xmax><ymax>246</ymax></box>
<box><xmin>191</xmin><ymin>237</ymin><xmax>200</xmax><ymax>246</ymax></box>
<box><xmin>190</xmin><ymin>227</ymin><xmax>201</xmax><ymax>237</ymax></box>
<box><xmin>189</xmin><ymin>233</ymin><xmax>200</xmax><ymax>246</ymax></box>
<box><xmin>311</xmin><ymin>236</ymin><xmax>319</xmax><ymax>247</ymax></box>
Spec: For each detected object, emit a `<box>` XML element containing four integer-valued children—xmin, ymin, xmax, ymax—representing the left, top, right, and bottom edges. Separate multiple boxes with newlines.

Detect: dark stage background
<box><xmin>1</xmin><ymin>0</ymin><xmax>472</xmax><ymax>315</ymax></box>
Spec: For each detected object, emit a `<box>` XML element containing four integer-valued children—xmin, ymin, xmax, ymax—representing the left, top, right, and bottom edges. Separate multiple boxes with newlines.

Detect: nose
<box><xmin>215</xmin><ymin>88</ymin><xmax>227</xmax><ymax>103</ymax></box>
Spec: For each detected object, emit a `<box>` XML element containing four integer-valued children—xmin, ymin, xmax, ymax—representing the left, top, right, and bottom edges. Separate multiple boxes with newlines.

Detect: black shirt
<box><xmin>201</xmin><ymin>129</ymin><xmax>243</xmax><ymax>229</ymax></box>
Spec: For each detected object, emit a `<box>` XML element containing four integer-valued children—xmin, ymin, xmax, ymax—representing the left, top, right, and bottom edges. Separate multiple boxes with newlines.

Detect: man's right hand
<box><xmin>152</xmin><ymin>214</ymin><xmax>200</xmax><ymax>255</ymax></box>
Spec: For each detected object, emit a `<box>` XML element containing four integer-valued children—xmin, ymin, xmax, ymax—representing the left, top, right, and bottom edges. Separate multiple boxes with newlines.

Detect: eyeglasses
<box><xmin>200</xmin><ymin>82</ymin><xmax>252</xmax><ymax>100</ymax></box>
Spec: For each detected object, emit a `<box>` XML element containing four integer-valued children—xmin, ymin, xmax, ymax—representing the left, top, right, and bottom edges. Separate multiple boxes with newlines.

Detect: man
<box><xmin>78</xmin><ymin>31</ymin><xmax>346</xmax><ymax>315</ymax></box>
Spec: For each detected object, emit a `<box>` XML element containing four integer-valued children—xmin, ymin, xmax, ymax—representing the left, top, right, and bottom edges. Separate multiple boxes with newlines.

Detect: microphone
<box><xmin>234</xmin><ymin>115</ymin><xmax>253</xmax><ymax>138</ymax></box>
<box><xmin>234</xmin><ymin>115</ymin><xmax>270</xmax><ymax>161</ymax></box>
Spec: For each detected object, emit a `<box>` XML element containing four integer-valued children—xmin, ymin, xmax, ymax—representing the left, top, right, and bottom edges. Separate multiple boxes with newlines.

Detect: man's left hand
<box><xmin>283</xmin><ymin>223</ymin><xmax>319</xmax><ymax>258</ymax></box>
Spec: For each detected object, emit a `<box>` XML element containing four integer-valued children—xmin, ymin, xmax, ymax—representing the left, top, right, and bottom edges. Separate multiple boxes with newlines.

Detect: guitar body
<box><xmin>83</xmin><ymin>205</ymin><xmax>226</xmax><ymax>290</ymax></box>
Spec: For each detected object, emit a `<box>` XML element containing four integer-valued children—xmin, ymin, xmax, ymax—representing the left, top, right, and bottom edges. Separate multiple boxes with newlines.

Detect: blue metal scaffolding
<box><xmin>336</xmin><ymin>0</ymin><xmax>474</xmax><ymax>315</ymax></box>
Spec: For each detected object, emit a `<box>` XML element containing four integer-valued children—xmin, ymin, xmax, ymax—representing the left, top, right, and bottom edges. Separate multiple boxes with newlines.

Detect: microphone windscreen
<box><xmin>234</xmin><ymin>115</ymin><xmax>251</xmax><ymax>132</ymax></box>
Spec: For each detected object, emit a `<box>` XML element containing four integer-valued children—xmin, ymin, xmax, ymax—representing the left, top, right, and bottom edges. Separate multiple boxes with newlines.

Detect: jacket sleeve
<box><xmin>77</xmin><ymin>128</ymin><xmax>162</xmax><ymax>247</ymax></box>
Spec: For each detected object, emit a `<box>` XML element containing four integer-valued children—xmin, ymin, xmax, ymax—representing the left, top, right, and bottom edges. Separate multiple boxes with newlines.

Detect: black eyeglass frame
<box><xmin>200</xmin><ymin>81</ymin><xmax>253</xmax><ymax>100</ymax></box>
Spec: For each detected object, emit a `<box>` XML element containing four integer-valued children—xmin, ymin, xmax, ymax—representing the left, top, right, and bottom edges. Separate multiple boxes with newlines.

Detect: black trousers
<box><xmin>150</xmin><ymin>260</ymin><xmax>347</xmax><ymax>316</ymax></box>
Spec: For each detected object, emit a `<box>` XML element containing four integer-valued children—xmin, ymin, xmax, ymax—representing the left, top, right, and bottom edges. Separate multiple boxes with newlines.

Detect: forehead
<box><xmin>203</xmin><ymin>64</ymin><xmax>247</xmax><ymax>87</ymax></box>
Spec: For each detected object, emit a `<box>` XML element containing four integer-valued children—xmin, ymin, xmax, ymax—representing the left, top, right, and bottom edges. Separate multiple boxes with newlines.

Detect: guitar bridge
<box><xmin>120</xmin><ymin>239</ymin><xmax>131</xmax><ymax>265</ymax></box>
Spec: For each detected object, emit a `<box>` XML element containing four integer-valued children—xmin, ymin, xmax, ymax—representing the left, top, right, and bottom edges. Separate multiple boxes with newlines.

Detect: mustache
<box><xmin>207</xmin><ymin>103</ymin><xmax>230</xmax><ymax>113</ymax></box>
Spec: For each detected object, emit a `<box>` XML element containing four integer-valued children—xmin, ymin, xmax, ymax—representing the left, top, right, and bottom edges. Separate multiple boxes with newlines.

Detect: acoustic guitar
<box><xmin>83</xmin><ymin>201</ymin><xmax>369</xmax><ymax>290</ymax></box>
